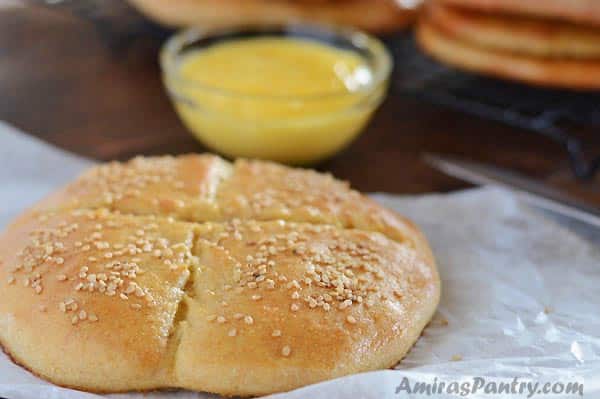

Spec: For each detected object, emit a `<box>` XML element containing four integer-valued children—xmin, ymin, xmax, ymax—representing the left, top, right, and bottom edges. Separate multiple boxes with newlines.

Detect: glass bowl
<box><xmin>160</xmin><ymin>24</ymin><xmax>392</xmax><ymax>164</ymax></box>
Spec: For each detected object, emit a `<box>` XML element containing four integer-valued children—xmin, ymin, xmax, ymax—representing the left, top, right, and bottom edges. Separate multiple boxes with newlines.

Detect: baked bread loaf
<box><xmin>417</xmin><ymin>0</ymin><xmax>600</xmax><ymax>89</ymax></box>
<box><xmin>127</xmin><ymin>0</ymin><xmax>419</xmax><ymax>33</ymax></box>
<box><xmin>0</xmin><ymin>155</ymin><xmax>440</xmax><ymax>396</ymax></box>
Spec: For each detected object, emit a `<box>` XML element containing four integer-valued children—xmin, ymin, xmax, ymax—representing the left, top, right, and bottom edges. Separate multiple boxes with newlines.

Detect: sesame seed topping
<box><xmin>6</xmin><ymin>171</ymin><xmax>406</xmax><ymax>335</ymax></box>
<box><xmin>272</xmin><ymin>329</ymin><xmax>282</xmax><ymax>337</ymax></box>
<box><xmin>281</xmin><ymin>346</ymin><xmax>291</xmax><ymax>357</ymax></box>
<box><xmin>346</xmin><ymin>315</ymin><xmax>357</xmax><ymax>324</ymax></box>
<box><xmin>228</xmin><ymin>328</ymin><xmax>237</xmax><ymax>337</ymax></box>
<box><xmin>339</xmin><ymin>299</ymin><xmax>352</xmax><ymax>310</ymax></box>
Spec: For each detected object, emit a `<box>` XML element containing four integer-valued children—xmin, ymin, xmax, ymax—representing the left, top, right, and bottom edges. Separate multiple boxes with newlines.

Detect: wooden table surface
<box><xmin>2</xmin><ymin>1</ymin><xmax>600</xmax><ymax>204</ymax></box>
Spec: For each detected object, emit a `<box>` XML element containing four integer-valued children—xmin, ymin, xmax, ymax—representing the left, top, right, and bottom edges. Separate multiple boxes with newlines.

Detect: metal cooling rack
<box><xmin>390</xmin><ymin>33</ymin><xmax>600</xmax><ymax>179</ymax></box>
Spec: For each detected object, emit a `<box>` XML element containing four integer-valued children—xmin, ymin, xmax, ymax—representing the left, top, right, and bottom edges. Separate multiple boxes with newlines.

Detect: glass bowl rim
<box><xmin>160</xmin><ymin>23</ymin><xmax>393</xmax><ymax>101</ymax></box>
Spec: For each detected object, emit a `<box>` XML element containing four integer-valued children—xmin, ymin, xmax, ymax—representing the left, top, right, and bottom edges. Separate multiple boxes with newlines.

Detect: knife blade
<box><xmin>424</xmin><ymin>153</ymin><xmax>600</xmax><ymax>229</ymax></box>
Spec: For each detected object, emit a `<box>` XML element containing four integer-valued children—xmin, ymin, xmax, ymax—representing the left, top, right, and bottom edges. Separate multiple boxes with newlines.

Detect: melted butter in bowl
<box><xmin>161</xmin><ymin>26</ymin><xmax>391</xmax><ymax>164</ymax></box>
<box><xmin>179</xmin><ymin>37</ymin><xmax>371</xmax><ymax>96</ymax></box>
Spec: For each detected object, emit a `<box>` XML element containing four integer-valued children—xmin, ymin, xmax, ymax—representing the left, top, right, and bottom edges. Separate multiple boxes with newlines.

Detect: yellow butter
<box><xmin>167</xmin><ymin>37</ymin><xmax>387</xmax><ymax>163</ymax></box>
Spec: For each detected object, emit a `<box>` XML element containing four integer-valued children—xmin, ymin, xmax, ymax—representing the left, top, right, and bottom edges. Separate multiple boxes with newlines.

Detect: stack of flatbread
<box><xmin>417</xmin><ymin>0</ymin><xmax>600</xmax><ymax>89</ymax></box>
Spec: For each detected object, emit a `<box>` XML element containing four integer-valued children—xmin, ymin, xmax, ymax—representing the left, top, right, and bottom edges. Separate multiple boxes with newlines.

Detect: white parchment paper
<box><xmin>1</xmin><ymin>122</ymin><xmax>599</xmax><ymax>398</ymax></box>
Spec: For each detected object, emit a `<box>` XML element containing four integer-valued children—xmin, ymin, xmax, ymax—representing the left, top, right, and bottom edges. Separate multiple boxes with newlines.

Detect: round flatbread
<box><xmin>0</xmin><ymin>155</ymin><xmax>440</xmax><ymax>396</ymax></box>
<box><xmin>440</xmin><ymin>0</ymin><xmax>600</xmax><ymax>27</ymax></box>
<box><xmin>417</xmin><ymin>17</ymin><xmax>600</xmax><ymax>90</ymax></box>
<box><xmin>428</xmin><ymin>2</ymin><xmax>600</xmax><ymax>59</ymax></box>
<box><xmin>127</xmin><ymin>0</ymin><xmax>419</xmax><ymax>33</ymax></box>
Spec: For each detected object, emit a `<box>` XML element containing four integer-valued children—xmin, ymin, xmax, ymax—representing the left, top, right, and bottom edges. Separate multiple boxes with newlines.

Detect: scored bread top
<box><xmin>39</xmin><ymin>155</ymin><xmax>431</xmax><ymax>255</ymax></box>
<box><xmin>0</xmin><ymin>155</ymin><xmax>439</xmax><ymax>396</ymax></box>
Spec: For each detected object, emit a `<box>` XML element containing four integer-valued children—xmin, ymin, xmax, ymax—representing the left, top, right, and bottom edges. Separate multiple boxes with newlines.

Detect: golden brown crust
<box><xmin>217</xmin><ymin>159</ymin><xmax>427</xmax><ymax>250</ymax></box>
<box><xmin>417</xmin><ymin>15</ymin><xmax>600</xmax><ymax>90</ymax></box>
<box><xmin>0</xmin><ymin>155</ymin><xmax>439</xmax><ymax>395</ymax></box>
<box><xmin>126</xmin><ymin>0</ymin><xmax>418</xmax><ymax>33</ymax></box>
<box><xmin>0</xmin><ymin>209</ymin><xmax>196</xmax><ymax>391</ymax></box>
<box><xmin>428</xmin><ymin>2</ymin><xmax>600</xmax><ymax>59</ymax></box>
<box><xmin>440</xmin><ymin>0</ymin><xmax>600</xmax><ymax>27</ymax></box>
<box><xmin>37</xmin><ymin>154</ymin><xmax>231</xmax><ymax>221</ymax></box>
<box><xmin>41</xmin><ymin>156</ymin><xmax>428</xmax><ymax>251</ymax></box>
<box><xmin>177</xmin><ymin>220</ymin><xmax>438</xmax><ymax>395</ymax></box>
